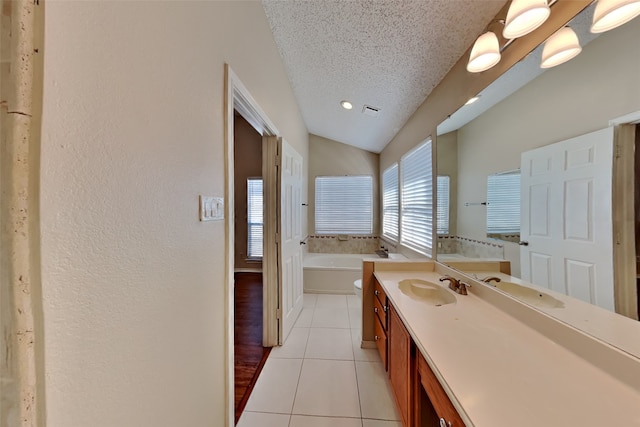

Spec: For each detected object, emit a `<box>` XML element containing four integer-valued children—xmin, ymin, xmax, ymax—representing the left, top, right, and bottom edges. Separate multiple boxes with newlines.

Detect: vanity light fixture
<box><xmin>465</xmin><ymin>95</ymin><xmax>481</xmax><ymax>105</ymax></box>
<box><xmin>340</xmin><ymin>100</ymin><xmax>353</xmax><ymax>110</ymax></box>
<box><xmin>591</xmin><ymin>0</ymin><xmax>640</xmax><ymax>33</ymax></box>
<box><xmin>467</xmin><ymin>31</ymin><xmax>501</xmax><ymax>73</ymax></box>
<box><xmin>503</xmin><ymin>0</ymin><xmax>551</xmax><ymax>39</ymax></box>
<box><xmin>541</xmin><ymin>27</ymin><xmax>582</xmax><ymax>68</ymax></box>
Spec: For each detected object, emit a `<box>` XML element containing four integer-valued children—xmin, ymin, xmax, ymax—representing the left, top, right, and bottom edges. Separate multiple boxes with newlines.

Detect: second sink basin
<box><xmin>494</xmin><ymin>281</ymin><xmax>564</xmax><ymax>309</ymax></box>
<box><xmin>398</xmin><ymin>279</ymin><xmax>456</xmax><ymax>306</ymax></box>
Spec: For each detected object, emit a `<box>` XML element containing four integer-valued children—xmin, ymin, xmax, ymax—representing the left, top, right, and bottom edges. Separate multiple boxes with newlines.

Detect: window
<box><xmin>400</xmin><ymin>140</ymin><xmax>433</xmax><ymax>256</ymax></box>
<box><xmin>486</xmin><ymin>171</ymin><xmax>521</xmax><ymax>235</ymax></box>
<box><xmin>315</xmin><ymin>175</ymin><xmax>373</xmax><ymax>234</ymax></box>
<box><xmin>436</xmin><ymin>176</ymin><xmax>450</xmax><ymax>235</ymax></box>
<box><xmin>247</xmin><ymin>178</ymin><xmax>263</xmax><ymax>258</ymax></box>
<box><xmin>382</xmin><ymin>164</ymin><xmax>399</xmax><ymax>241</ymax></box>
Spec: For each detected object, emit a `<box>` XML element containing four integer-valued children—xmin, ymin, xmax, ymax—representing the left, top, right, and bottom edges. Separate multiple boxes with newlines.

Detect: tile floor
<box><xmin>237</xmin><ymin>293</ymin><xmax>402</xmax><ymax>427</ymax></box>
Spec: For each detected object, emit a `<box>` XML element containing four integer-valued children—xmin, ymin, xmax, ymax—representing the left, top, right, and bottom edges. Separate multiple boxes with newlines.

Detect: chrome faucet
<box><xmin>481</xmin><ymin>276</ymin><xmax>502</xmax><ymax>285</ymax></box>
<box><xmin>439</xmin><ymin>275</ymin><xmax>468</xmax><ymax>295</ymax></box>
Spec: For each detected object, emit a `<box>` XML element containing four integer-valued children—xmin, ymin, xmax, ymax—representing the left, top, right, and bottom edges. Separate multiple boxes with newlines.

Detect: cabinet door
<box><xmin>418</xmin><ymin>352</ymin><xmax>465</xmax><ymax>427</ymax></box>
<box><xmin>374</xmin><ymin>315</ymin><xmax>387</xmax><ymax>368</ymax></box>
<box><xmin>389</xmin><ymin>304</ymin><xmax>412</xmax><ymax>427</ymax></box>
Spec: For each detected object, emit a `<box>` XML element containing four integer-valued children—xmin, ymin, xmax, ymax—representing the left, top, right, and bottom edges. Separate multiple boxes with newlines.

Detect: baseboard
<box><xmin>304</xmin><ymin>289</ymin><xmax>356</xmax><ymax>295</ymax></box>
<box><xmin>361</xmin><ymin>340</ymin><xmax>377</xmax><ymax>349</ymax></box>
<box><xmin>234</xmin><ymin>268</ymin><xmax>263</xmax><ymax>273</ymax></box>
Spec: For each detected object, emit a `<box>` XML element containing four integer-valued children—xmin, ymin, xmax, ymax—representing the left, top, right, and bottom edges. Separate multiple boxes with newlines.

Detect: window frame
<box><xmin>382</xmin><ymin>163</ymin><xmax>399</xmax><ymax>242</ymax></box>
<box><xmin>400</xmin><ymin>139</ymin><xmax>434</xmax><ymax>257</ymax></box>
<box><xmin>436</xmin><ymin>175</ymin><xmax>450</xmax><ymax>235</ymax></box>
<box><xmin>314</xmin><ymin>175</ymin><xmax>374</xmax><ymax>235</ymax></box>
<box><xmin>246</xmin><ymin>177</ymin><xmax>263</xmax><ymax>260</ymax></box>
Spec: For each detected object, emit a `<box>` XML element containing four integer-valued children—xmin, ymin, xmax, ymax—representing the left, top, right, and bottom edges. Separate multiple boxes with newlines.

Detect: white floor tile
<box><xmin>355</xmin><ymin>361</ymin><xmax>401</xmax><ymax>421</ymax></box>
<box><xmin>271</xmin><ymin>328</ymin><xmax>310</xmax><ymax>359</ymax></box>
<box><xmin>348</xmin><ymin>307</ymin><xmax>362</xmax><ymax>329</ymax></box>
<box><xmin>351</xmin><ymin>329</ymin><xmax>382</xmax><ymax>362</ymax></box>
<box><xmin>293</xmin><ymin>359</ymin><xmax>361</xmax><ymax>418</ymax></box>
<box><xmin>295</xmin><ymin>307</ymin><xmax>314</xmax><ymax>327</ymax></box>
<box><xmin>303</xmin><ymin>293</ymin><xmax>318</xmax><ymax>308</ymax></box>
<box><xmin>305</xmin><ymin>328</ymin><xmax>354</xmax><ymax>360</ymax></box>
<box><xmin>362</xmin><ymin>420</ymin><xmax>402</xmax><ymax>427</ymax></box>
<box><xmin>312</xmin><ymin>307</ymin><xmax>350</xmax><ymax>328</ymax></box>
<box><xmin>236</xmin><ymin>411</ymin><xmax>290</xmax><ymax>427</ymax></box>
<box><xmin>347</xmin><ymin>294</ymin><xmax>361</xmax><ymax>309</ymax></box>
<box><xmin>315</xmin><ymin>294</ymin><xmax>348</xmax><ymax>308</ymax></box>
<box><xmin>290</xmin><ymin>415</ymin><xmax>363</xmax><ymax>427</ymax></box>
<box><xmin>245</xmin><ymin>358</ymin><xmax>302</xmax><ymax>414</ymax></box>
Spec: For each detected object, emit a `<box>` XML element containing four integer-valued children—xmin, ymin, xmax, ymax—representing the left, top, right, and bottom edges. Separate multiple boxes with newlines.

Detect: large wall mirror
<box><xmin>435</xmin><ymin>3</ymin><xmax>640</xmax><ymax>359</ymax></box>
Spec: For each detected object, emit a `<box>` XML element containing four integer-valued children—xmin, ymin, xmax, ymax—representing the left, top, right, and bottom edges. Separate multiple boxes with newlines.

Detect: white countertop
<box><xmin>461</xmin><ymin>270</ymin><xmax>640</xmax><ymax>360</ymax></box>
<box><xmin>375</xmin><ymin>269</ymin><xmax>640</xmax><ymax>427</ymax></box>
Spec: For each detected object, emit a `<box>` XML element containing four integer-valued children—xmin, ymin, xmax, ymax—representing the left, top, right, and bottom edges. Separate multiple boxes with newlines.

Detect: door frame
<box><xmin>224</xmin><ymin>64</ymin><xmax>280</xmax><ymax>426</ymax></box>
<box><xmin>610</xmin><ymin>111</ymin><xmax>640</xmax><ymax>320</ymax></box>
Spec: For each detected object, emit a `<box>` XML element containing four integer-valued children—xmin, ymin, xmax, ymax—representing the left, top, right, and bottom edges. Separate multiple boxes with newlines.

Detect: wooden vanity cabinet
<box><xmin>389</xmin><ymin>303</ymin><xmax>414</xmax><ymax>427</ymax></box>
<box><xmin>372</xmin><ymin>278</ymin><xmax>465</xmax><ymax>427</ymax></box>
<box><xmin>416</xmin><ymin>351</ymin><xmax>466</xmax><ymax>427</ymax></box>
<box><xmin>373</xmin><ymin>278</ymin><xmax>388</xmax><ymax>369</ymax></box>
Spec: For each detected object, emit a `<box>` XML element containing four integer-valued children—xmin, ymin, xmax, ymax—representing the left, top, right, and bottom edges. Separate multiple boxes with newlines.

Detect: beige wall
<box><xmin>39</xmin><ymin>2</ymin><xmax>307</xmax><ymax>426</ymax></box>
<box><xmin>455</xmin><ymin>18</ymin><xmax>640</xmax><ymax>276</ymax></box>
<box><xmin>234</xmin><ymin>114</ymin><xmax>263</xmax><ymax>270</ymax></box>
<box><xmin>436</xmin><ymin>131</ymin><xmax>458</xmax><ymax>236</ymax></box>
<box><xmin>308</xmin><ymin>134</ymin><xmax>380</xmax><ymax>235</ymax></box>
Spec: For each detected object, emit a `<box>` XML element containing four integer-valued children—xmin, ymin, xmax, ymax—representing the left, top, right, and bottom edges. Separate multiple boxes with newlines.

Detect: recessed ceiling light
<box><xmin>340</xmin><ymin>100</ymin><xmax>353</xmax><ymax>110</ymax></box>
<box><xmin>465</xmin><ymin>96</ymin><xmax>481</xmax><ymax>105</ymax></box>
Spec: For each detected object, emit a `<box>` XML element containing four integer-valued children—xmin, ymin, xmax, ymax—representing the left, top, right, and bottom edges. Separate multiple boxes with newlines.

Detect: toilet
<box><xmin>353</xmin><ymin>279</ymin><xmax>362</xmax><ymax>300</ymax></box>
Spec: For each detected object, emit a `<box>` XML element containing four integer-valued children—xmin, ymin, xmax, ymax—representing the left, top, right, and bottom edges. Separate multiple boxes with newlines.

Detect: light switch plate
<box><xmin>200</xmin><ymin>195</ymin><xmax>224</xmax><ymax>221</ymax></box>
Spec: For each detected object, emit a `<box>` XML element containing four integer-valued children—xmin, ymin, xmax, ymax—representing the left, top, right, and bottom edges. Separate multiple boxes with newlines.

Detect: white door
<box><xmin>520</xmin><ymin>127</ymin><xmax>614</xmax><ymax>310</ymax></box>
<box><xmin>278</xmin><ymin>139</ymin><xmax>304</xmax><ymax>343</ymax></box>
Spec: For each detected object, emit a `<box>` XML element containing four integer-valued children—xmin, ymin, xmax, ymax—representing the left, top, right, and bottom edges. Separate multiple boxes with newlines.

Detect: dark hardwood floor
<box><xmin>234</xmin><ymin>272</ymin><xmax>271</xmax><ymax>424</ymax></box>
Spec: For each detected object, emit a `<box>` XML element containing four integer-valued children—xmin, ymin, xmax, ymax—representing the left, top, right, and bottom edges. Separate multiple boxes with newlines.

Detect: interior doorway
<box><xmin>232</xmin><ymin>112</ymin><xmax>269</xmax><ymax>422</ymax></box>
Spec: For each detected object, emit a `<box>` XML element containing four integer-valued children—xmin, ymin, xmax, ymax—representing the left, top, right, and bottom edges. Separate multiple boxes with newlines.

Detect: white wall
<box><xmin>455</xmin><ymin>18</ymin><xmax>640</xmax><ymax>276</ymax></box>
<box><xmin>40</xmin><ymin>2</ymin><xmax>308</xmax><ymax>426</ymax></box>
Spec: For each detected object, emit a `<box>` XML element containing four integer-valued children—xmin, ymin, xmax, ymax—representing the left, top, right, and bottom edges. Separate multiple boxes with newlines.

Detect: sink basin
<box><xmin>494</xmin><ymin>282</ymin><xmax>564</xmax><ymax>309</ymax></box>
<box><xmin>398</xmin><ymin>279</ymin><xmax>456</xmax><ymax>306</ymax></box>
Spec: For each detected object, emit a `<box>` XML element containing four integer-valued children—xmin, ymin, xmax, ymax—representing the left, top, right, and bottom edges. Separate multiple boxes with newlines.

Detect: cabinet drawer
<box><xmin>418</xmin><ymin>352</ymin><xmax>465</xmax><ymax>427</ymax></box>
<box><xmin>374</xmin><ymin>315</ymin><xmax>387</xmax><ymax>369</ymax></box>
<box><xmin>374</xmin><ymin>279</ymin><xmax>387</xmax><ymax>305</ymax></box>
<box><xmin>373</xmin><ymin>292</ymin><xmax>388</xmax><ymax>329</ymax></box>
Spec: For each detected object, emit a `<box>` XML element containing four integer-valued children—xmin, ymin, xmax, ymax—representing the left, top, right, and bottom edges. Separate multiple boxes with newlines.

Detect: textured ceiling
<box><xmin>262</xmin><ymin>0</ymin><xmax>507</xmax><ymax>153</ymax></box>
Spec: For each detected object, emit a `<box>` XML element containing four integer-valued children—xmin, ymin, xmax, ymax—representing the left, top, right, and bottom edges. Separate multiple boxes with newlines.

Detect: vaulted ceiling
<box><xmin>262</xmin><ymin>0</ymin><xmax>507</xmax><ymax>153</ymax></box>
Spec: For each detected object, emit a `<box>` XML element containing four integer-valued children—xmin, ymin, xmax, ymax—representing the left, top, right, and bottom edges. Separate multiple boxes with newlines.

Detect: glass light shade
<box><xmin>591</xmin><ymin>0</ymin><xmax>640</xmax><ymax>33</ymax></box>
<box><xmin>503</xmin><ymin>0</ymin><xmax>551</xmax><ymax>39</ymax></box>
<box><xmin>340</xmin><ymin>100</ymin><xmax>353</xmax><ymax>110</ymax></box>
<box><xmin>541</xmin><ymin>27</ymin><xmax>582</xmax><ymax>68</ymax></box>
<box><xmin>467</xmin><ymin>32</ymin><xmax>501</xmax><ymax>73</ymax></box>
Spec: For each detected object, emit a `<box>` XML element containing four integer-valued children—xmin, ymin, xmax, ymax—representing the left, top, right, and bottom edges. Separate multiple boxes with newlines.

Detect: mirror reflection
<box><xmin>435</xmin><ymin>4</ymin><xmax>640</xmax><ymax>354</ymax></box>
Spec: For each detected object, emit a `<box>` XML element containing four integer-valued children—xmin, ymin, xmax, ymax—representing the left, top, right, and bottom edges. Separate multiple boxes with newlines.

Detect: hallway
<box><xmin>237</xmin><ymin>293</ymin><xmax>401</xmax><ymax>427</ymax></box>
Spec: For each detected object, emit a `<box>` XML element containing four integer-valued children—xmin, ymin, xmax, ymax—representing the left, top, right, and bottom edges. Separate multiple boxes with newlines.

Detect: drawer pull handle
<box><xmin>383</xmin><ymin>305</ymin><xmax>388</xmax><ymax>312</ymax></box>
<box><xmin>439</xmin><ymin>418</ymin><xmax>452</xmax><ymax>427</ymax></box>
<box><xmin>374</xmin><ymin>290</ymin><xmax>380</xmax><ymax>296</ymax></box>
<box><xmin>374</xmin><ymin>335</ymin><xmax>379</xmax><ymax>341</ymax></box>
<box><xmin>374</xmin><ymin>307</ymin><xmax>379</xmax><ymax>313</ymax></box>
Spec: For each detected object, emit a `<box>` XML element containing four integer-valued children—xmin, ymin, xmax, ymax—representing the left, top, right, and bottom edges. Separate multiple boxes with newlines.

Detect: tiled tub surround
<box><xmin>437</xmin><ymin>235</ymin><xmax>504</xmax><ymax>259</ymax></box>
<box><xmin>367</xmin><ymin>261</ymin><xmax>640</xmax><ymax>427</ymax></box>
<box><xmin>307</xmin><ymin>235</ymin><xmax>381</xmax><ymax>254</ymax></box>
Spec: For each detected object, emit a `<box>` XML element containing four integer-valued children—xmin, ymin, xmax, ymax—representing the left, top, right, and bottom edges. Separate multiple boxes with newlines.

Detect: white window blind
<box><xmin>382</xmin><ymin>164</ymin><xmax>399</xmax><ymax>241</ymax></box>
<box><xmin>400</xmin><ymin>140</ymin><xmax>433</xmax><ymax>256</ymax></box>
<box><xmin>437</xmin><ymin>176</ymin><xmax>450</xmax><ymax>235</ymax></box>
<box><xmin>247</xmin><ymin>178</ymin><xmax>263</xmax><ymax>258</ymax></box>
<box><xmin>487</xmin><ymin>171</ymin><xmax>521</xmax><ymax>234</ymax></box>
<box><xmin>315</xmin><ymin>175</ymin><xmax>373</xmax><ymax>234</ymax></box>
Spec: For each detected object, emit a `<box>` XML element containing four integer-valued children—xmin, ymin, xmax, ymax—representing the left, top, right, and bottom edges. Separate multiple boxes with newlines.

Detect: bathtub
<box><xmin>303</xmin><ymin>253</ymin><xmax>405</xmax><ymax>294</ymax></box>
<box><xmin>303</xmin><ymin>253</ymin><xmax>369</xmax><ymax>294</ymax></box>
